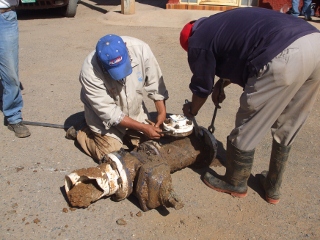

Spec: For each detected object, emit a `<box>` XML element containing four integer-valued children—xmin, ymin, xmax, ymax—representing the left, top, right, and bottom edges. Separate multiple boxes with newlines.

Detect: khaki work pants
<box><xmin>229</xmin><ymin>33</ymin><xmax>320</xmax><ymax>151</ymax></box>
<box><xmin>76</xmin><ymin>126</ymin><xmax>147</xmax><ymax>161</ymax></box>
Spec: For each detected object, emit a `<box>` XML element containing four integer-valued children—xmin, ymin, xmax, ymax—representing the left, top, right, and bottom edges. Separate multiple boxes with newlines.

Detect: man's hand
<box><xmin>183</xmin><ymin>95</ymin><xmax>207</xmax><ymax>118</ymax></box>
<box><xmin>141</xmin><ymin>124</ymin><xmax>162</xmax><ymax>139</ymax></box>
<box><xmin>119</xmin><ymin>115</ymin><xmax>163</xmax><ymax>140</ymax></box>
<box><xmin>182</xmin><ymin>100</ymin><xmax>195</xmax><ymax>118</ymax></box>
<box><xmin>211</xmin><ymin>78</ymin><xmax>228</xmax><ymax>107</ymax></box>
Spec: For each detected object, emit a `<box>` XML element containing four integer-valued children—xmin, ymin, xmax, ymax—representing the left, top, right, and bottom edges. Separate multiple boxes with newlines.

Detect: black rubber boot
<box><xmin>259</xmin><ymin>139</ymin><xmax>291</xmax><ymax>204</ymax></box>
<box><xmin>203</xmin><ymin>138</ymin><xmax>255</xmax><ymax>198</ymax></box>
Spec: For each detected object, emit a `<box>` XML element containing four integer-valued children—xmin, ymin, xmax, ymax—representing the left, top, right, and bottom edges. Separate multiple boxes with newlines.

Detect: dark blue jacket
<box><xmin>188</xmin><ymin>7</ymin><xmax>318</xmax><ymax>97</ymax></box>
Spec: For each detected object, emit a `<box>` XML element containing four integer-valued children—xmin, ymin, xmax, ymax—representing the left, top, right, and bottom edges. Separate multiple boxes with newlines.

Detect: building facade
<box><xmin>166</xmin><ymin>0</ymin><xmax>320</xmax><ymax>17</ymax></box>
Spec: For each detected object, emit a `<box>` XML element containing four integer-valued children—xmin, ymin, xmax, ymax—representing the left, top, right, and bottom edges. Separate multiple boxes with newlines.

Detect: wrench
<box><xmin>208</xmin><ymin>79</ymin><xmax>225</xmax><ymax>134</ymax></box>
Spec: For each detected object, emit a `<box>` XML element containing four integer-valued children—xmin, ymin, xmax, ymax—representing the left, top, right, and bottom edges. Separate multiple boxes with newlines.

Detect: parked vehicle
<box><xmin>16</xmin><ymin>0</ymin><xmax>79</xmax><ymax>17</ymax></box>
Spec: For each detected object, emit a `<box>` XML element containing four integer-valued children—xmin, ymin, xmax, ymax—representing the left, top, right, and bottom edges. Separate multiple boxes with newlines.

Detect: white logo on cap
<box><xmin>109</xmin><ymin>56</ymin><xmax>123</xmax><ymax>65</ymax></box>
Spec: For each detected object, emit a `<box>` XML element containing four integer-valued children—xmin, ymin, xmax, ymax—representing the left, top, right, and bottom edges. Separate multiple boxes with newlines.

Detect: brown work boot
<box><xmin>8</xmin><ymin>122</ymin><xmax>31</xmax><ymax>138</ymax></box>
<box><xmin>66</xmin><ymin>126</ymin><xmax>77</xmax><ymax>140</ymax></box>
<box><xmin>65</xmin><ymin>119</ymin><xmax>87</xmax><ymax>140</ymax></box>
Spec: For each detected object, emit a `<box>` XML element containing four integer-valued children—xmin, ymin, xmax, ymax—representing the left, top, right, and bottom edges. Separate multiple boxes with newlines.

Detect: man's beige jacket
<box><xmin>79</xmin><ymin>36</ymin><xmax>169</xmax><ymax>143</ymax></box>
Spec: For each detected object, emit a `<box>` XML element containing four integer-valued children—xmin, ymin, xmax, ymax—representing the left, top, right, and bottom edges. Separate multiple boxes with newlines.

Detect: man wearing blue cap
<box><xmin>72</xmin><ymin>34</ymin><xmax>168</xmax><ymax>162</ymax></box>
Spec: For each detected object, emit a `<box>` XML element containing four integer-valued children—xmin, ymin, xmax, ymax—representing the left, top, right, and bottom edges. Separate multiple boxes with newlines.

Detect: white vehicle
<box><xmin>16</xmin><ymin>0</ymin><xmax>79</xmax><ymax>17</ymax></box>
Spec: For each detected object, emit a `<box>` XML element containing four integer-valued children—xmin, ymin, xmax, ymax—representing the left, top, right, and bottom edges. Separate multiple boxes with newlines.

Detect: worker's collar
<box><xmin>192</xmin><ymin>17</ymin><xmax>207</xmax><ymax>33</ymax></box>
<box><xmin>127</xmin><ymin>48</ymin><xmax>139</xmax><ymax>68</ymax></box>
<box><xmin>116</xmin><ymin>49</ymin><xmax>139</xmax><ymax>85</ymax></box>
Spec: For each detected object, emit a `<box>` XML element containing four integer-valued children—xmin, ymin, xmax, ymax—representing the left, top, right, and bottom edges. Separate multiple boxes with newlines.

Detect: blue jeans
<box><xmin>291</xmin><ymin>0</ymin><xmax>312</xmax><ymax>18</ymax></box>
<box><xmin>0</xmin><ymin>10</ymin><xmax>23</xmax><ymax>124</ymax></box>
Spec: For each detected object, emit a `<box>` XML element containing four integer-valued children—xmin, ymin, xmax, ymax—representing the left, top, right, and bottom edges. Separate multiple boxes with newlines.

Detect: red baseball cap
<box><xmin>180</xmin><ymin>21</ymin><xmax>196</xmax><ymax>51</ymax></box>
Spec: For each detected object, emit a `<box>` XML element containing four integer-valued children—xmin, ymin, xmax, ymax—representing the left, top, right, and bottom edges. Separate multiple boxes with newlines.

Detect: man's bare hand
<box><xmin>182</xmin><ymin>101</ymin><xmax>194</xmax><ymax>118</ymax></box>
<box><xmin>141</xmin><ymin>124</ymin><xmax>162</xmax><ymax>139</ymax></box>
<box><xmin>211</xmin><ymin>78</ymin><xmax>226</xmax><ymax>108</ymax></box>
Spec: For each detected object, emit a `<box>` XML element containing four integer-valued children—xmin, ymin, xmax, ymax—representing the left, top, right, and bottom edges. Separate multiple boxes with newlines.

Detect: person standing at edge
<box><xmin>68</xmin><ymin>34</ymin><xmax>168</xmax><ymax>162</ymax></box>
<box><xmin>180</xmin><ymin>7</ymin><xmax>320</xmax><ymax>204</ymax></box>
<box><xmin>289</xmin><ymin>0</ymin><xmax>313</xmax><ymax>21</ymax></box>
<box><xmin>0</xmin><ymin>0</ymin><xmax>31</xmax><ymax>137</ymax></box>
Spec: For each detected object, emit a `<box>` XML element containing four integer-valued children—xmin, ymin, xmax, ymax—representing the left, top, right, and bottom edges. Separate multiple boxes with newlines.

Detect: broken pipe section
<box><xmin>65</xmin><ymin>126</ymin><xmax>217</xmax><ymax>211</ymax></box>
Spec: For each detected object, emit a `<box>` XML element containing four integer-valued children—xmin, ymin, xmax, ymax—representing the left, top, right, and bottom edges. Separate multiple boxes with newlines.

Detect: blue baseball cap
<box><xmin>96</xmin><ymin>34</ymin><xmax>132</xmax><ymax>80</ymax></box>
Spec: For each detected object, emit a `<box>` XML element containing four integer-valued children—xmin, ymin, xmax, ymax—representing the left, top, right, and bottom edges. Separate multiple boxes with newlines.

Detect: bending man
<box><xmin>180</xmin><ymin>8</ymin><xmax>320</xmax><ymax>204</ymax></box>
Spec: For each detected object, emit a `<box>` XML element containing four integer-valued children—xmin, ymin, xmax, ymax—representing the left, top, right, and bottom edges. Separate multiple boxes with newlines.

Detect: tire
<box><xmin>62</xmin><ymin>0</ymin><xmax>79</xmax><ymax>17</ymax></box>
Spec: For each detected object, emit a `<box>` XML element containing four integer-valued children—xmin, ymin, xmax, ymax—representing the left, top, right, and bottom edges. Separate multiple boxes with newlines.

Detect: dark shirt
<box><xmin>188</xmin><ymin>7</ymin><xmax>318</xmax><ymax>98</ymax></box>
